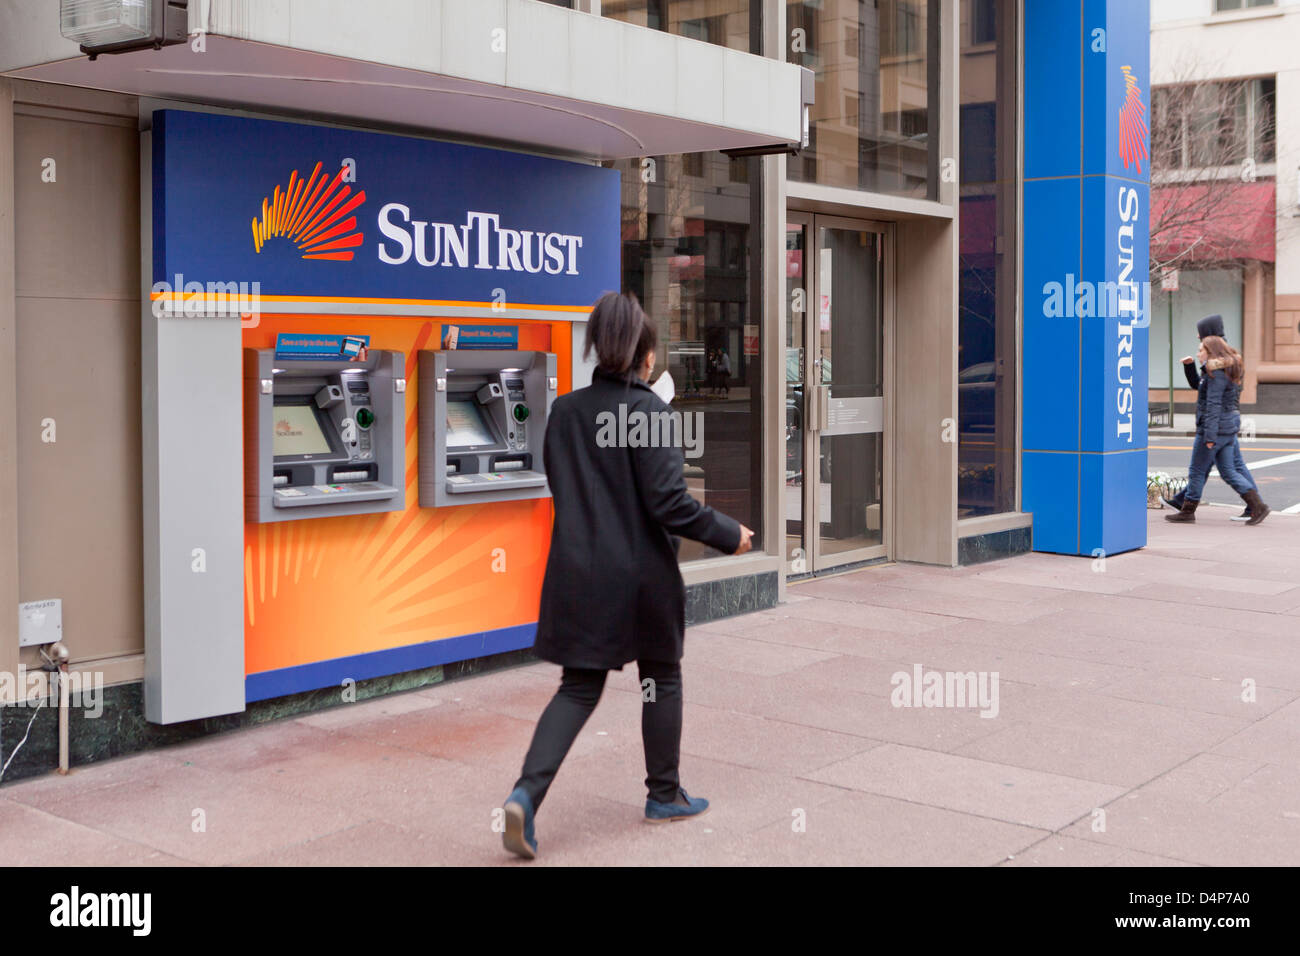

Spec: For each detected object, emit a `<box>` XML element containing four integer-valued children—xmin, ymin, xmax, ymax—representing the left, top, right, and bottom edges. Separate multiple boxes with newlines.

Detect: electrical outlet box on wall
<box><xmin>18</xmin><ymin>598</ymin><xmax>62</xmax><ymax>647</ymax></box>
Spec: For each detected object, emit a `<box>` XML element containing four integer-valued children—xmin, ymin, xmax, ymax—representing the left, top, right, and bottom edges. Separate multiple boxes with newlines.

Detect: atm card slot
<box><xmin>445</xmin><ymin>456</ymin><xmax>475</xmax><ymax>476</ymax></box>
<box><xmin>329</xmin><ymin>463</ymin><xmax>377</xmax><ymax>483</ymax></box>
<box><xmin>488</xmin><ymin>453</ymin><xmax>532</xmax><ymax>472</ymax></box>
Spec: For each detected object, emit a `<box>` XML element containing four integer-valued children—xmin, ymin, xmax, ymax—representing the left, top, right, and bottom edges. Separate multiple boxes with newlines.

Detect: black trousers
<box><xmin>513</xmin><ymin>660</ymin><xmax>683</xmax><ymax>811</ymax></box>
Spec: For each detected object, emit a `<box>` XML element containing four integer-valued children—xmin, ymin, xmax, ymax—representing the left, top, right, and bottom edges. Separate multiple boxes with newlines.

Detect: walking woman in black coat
<box><xmin>501</xmin><ymin>292</ymin><xmax>753</xmax><ymax>860</ymax></box>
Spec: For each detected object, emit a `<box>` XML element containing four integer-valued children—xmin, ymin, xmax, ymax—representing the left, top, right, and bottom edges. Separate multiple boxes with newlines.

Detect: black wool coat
<box><xmin>533</xmin><ymin>368</ymin><xmax>742</xmax><ymax>670</ymax></box>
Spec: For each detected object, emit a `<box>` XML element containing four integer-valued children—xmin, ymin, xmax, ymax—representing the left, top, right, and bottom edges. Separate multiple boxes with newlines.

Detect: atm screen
<box><xmin>274</xmin><ymin>403</ymin><xmax>333</xmax><ymax>457</ymax></box>
<box><xmin>446</xmin><ymin>399</ymin><xmax>497</xmax><ymax>448</ymax></box>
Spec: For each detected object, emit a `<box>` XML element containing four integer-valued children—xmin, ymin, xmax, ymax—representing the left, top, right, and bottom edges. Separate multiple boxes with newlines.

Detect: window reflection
<box><xmin>787</xmin><ymin>0</ymin><xmax>938</xmax><ymax>197</ymax></box>
<box><xmin>603</xmin><ymin>0</ymin><xmax>755</xmax><ymax>52</ymax></box>
<box><xmin>957</xmin><ymin>0</ymin><xmax>1017</xmax><ymax>516</ymax></box>
<box><xmin>611</xmin><ymin>154</ymin><xmax>765</xmax><ymax>561</ymax></box>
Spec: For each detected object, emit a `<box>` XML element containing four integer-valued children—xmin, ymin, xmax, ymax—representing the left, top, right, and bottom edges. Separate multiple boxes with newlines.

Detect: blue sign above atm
<box><xmin>151</xmin><ymin>110</ymin><xmax>620</xmax><ymax>315</ymax></box>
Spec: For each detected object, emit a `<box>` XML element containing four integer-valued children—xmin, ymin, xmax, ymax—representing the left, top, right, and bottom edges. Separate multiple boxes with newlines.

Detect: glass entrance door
<box><xmin>786</xmin><ymin>214</ymin><xmax>890</xmax><ymax>575</ymax></box>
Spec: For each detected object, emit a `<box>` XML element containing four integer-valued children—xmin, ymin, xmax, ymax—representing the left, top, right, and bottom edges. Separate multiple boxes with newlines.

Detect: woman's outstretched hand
<box><xmin>734</xmin><ymin>525</ymin><xmax>754</xmax><ymax>555</ymax></box>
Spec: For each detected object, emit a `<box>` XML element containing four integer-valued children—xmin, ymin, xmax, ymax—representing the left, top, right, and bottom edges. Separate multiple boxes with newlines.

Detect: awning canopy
<box><xmin>1151</xmin><ymin>180</ymin><xmax>1276</xmax><ymax>265</ymax></box>
<box><xmin>1</xmin><ymin>1</ymin><xmax>808</xmax><ymax>161</ymax></box>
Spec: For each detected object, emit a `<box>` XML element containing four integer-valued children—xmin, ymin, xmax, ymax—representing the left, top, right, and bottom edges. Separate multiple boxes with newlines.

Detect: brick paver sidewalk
<box><xmin>3</xmin><ymin>508</ymin><xmax>1298</xmax><ymax>866</ymax></box>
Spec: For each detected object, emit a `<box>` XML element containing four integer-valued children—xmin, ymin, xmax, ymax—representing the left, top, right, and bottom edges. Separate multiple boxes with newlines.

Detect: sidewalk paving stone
<box><xmin>3</xmin><ymin>510</ymin><xmax>1298</xmax><ymax>866</ymax></box>
<box><xmin>804</xmin><ymin>743</ymin><xmax>1127</xmax><ymax>831</ymax></box>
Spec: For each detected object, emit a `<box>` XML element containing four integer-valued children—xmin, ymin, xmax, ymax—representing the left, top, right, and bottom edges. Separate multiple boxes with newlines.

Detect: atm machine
<box><xmin>244</xmin><ymin>349</ymin><xmax>406</xmax><ymax>522</ymax></box>
<box><xmin>418</xmin><ymin>349</ymin><xmax>556</xmax><ymax>508</ymax></box>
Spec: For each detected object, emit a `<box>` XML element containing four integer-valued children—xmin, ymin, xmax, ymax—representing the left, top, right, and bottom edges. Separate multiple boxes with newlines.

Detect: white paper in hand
<box><xmin>650</xmin><ymin>369</ymin><xmax>675</xmax><ymax>404</ymax></box>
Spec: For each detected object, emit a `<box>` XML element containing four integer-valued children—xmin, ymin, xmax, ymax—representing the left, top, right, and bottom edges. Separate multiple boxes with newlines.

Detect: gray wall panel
<box><xmin>141</xmin><ymin>131</ymin><xmax>245</xmax><ymax>724</ymax></box>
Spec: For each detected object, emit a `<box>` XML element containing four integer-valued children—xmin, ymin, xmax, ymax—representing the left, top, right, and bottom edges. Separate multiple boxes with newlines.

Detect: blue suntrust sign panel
<box><xmin>151</xmin><ymin>110</ymin><xmax>620</xmax><ymax>311</ymax></box>
<box><xmin>1080</xmin><ymin>176</ymin><xmax>1150</xmax><ymax>454</ymax></box>
<box><xmin>1022</xmin><ymin>0</ymin><xmax>1150</xmax><ymax>558</ymax></box>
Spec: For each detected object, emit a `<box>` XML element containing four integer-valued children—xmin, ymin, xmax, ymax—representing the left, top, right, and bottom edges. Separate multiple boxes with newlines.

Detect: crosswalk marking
<box><xmin>1240</xmin><ymin>452</ymin><xmax>1300</xmax><ymax>471</ymax></box>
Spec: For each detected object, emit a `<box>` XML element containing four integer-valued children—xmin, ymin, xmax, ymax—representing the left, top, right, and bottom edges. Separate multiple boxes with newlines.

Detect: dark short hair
<box><xmin>585</xmin><ymin>292</ymin><xmax>657</xmax><ymax>376</ymax></box>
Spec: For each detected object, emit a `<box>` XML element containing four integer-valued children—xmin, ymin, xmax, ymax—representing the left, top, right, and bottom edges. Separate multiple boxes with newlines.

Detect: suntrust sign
<box><xmin>151</xmin><ymin>110</ymin><xmax>619</xmax><ymax>314</ymax></box>
<box><xmin>376</xmin><ymin>207</ymin><xmax>585</xmax><ymax>275</ymax></box>
<box><xmin>1021</xmin><ymin>0</ymin><xmax>1151</xmax><ymax>559</ymax></box>
<box><xmin>1115</xmin><ymin>184</ymin><xmax>1142</xmax><ymax>443</ymax></box>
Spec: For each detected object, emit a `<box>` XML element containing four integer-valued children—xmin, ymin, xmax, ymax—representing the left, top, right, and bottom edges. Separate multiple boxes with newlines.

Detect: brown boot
<box><xmin>1243</xmin><ymin>490</ymin><xmax>1270</xmax><ymax>526</ymax></box>
<box><xmin>1165</xmin><ymin>499</ymin><xmax>1197</xmax><ymax>523</ymax></box>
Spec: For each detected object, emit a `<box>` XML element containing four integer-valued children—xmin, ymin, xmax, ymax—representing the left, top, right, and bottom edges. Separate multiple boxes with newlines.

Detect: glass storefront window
<box><xmin>787</xmin><ymin>0</ymin><xmax>939</xmax><ymax>197</ymax></box>
<box><xmin>603</xmin><ymin>0</ymin><xmax>757</xmax><ymax>53</ymax></box>
<box><xmin>611</xmin><ymin>153</ymin><xmax>765</xmax><ymax>561</ymax></box>
<box><xmin>957</xmin><ymin>0</ymin><xmax>1017</xmax><ymax>517</ymax></box>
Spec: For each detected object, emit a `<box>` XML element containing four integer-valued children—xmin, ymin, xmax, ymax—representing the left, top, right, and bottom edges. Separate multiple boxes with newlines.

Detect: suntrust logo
<box><xmin>377</xmin><ymin>205</ymin><xmax>584</xmax><ymax>275</ymax></box>
<box><xmin>252</xmin><ymin>162</ymin><xmax>366</xmax><ymax>261</ymax></box>
<box><xmin>1119</xmin><ymin>64</ymin><xmax>1148</xmax><ymax>174</ymax></box>
<box><xmin>1115</xmin><ymin>185</ymin><xmax>1142</xmax><ymax>443</ymax></box>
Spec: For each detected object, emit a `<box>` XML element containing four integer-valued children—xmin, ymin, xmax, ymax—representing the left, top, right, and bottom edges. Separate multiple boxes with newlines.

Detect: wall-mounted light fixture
<box><xmin>60</xmin><ymin>0</ymin><xmax>190</xmax><ymax>60</ymax></box>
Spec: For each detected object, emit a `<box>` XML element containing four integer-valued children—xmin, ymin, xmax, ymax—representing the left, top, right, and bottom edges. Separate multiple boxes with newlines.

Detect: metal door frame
<box><xmin>786</xmin><ymin>212</ymin><xmax>894</xmax><ymax>575</ymax></box>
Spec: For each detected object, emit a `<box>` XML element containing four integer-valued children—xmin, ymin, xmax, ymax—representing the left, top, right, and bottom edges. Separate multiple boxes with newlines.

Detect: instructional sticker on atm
<box><xmin>440</xmin><ymin>325</ymin><xmax>518</xmax><ymax>350</ymax></box>
<box><xmin>275</xmin><ymin>333</ymin><xmax>371</xmax><ymax>361</ymax></box>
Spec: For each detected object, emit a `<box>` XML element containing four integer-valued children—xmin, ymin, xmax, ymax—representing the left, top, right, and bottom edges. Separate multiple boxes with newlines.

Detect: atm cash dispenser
<box><xmin>245</xmin><ymin>349</ymin><xmax>406</xmax><ymax>522</ymax></box>
<box><xmin>418</xmin><ymin>350</ymin><xmax>556</xmax><ymax>508</ymax></box>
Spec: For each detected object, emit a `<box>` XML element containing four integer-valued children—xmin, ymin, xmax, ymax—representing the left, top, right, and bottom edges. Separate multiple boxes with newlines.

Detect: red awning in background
<box><xmin>1151</xmin><ymin>180</ymin><xmax>1276</xmax><ymax>264</ymax></box>
<box><xmin>959</xmin><ymin>195</ymin><xmax>996</xmax><ymax>270</ymax></box>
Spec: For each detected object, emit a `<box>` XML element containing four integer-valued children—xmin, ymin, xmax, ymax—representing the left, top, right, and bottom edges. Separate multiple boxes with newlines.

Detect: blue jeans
<box><xmin>1185</xmin><ymin>436</ymin><xmax>1253</xmax><ymax>502</ymax></box>
<box><xmin>1231</xmin><ymin>439</ymin><xmax>1259</xmax><ymax>493</ymax></box>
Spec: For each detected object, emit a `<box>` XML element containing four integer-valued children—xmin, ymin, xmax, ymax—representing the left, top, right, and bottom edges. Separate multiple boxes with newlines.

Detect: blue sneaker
<box><xmin>502</xmin><ymin>788</ymin><xmax>537</xmax><ymax>860</ymax></box>
<box><xmin>645</xmin><ymin>787</ymin><xmax>710</xmax><ymax>823</ymax></box>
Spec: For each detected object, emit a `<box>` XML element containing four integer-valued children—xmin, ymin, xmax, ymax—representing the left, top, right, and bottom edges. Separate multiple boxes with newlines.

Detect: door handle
<box><xmin>809</xmin><ymin>384</ymin><xmax>830</xmax><ymax>432</ymax></box>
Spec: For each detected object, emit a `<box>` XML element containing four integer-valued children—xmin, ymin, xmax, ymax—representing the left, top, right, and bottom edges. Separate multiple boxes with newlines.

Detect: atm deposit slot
<box><xmin>418</xmin><ymin>349</ymin><xmax>556</xmax><ymax>508</ymax></box>
<box><xmin>245</xmin><ymin>348</ymin><xmax>406</xmax><ymax>522</ymax></box>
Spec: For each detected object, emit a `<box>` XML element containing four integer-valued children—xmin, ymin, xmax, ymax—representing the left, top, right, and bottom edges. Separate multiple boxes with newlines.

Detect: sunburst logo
<box><xmin>251</xmin><ymin>162</ymin><xmax>366</xmax><ymax>261</ymax></box>
<box><xmin>1119</xmin><ymin>65</ymin><xmax>1148</xmax><ymax>174</ymax></box>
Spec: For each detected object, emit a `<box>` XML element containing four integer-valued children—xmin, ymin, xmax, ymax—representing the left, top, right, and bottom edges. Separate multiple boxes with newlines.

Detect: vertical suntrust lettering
<box><xmin>376</xmin><ymin>204</ymin><xmax>583</xmax><ymax>276</ymax></box>
<box><xmin>1115</xmin><ymin>185</ymin><xmax>1141</xmax><ymax>443</ymax></box>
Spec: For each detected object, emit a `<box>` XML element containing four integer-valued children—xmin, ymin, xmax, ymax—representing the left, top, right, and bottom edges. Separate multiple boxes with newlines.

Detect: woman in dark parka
<box><xmin>501</xmin><ymin>292</ymin><xmax>753</xmax><ymax>860</ymax></box>
<box><xmin>1165</xmin><ymin>335</ymin><xmax>1269</xmax><ymax>525</ymax></box>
